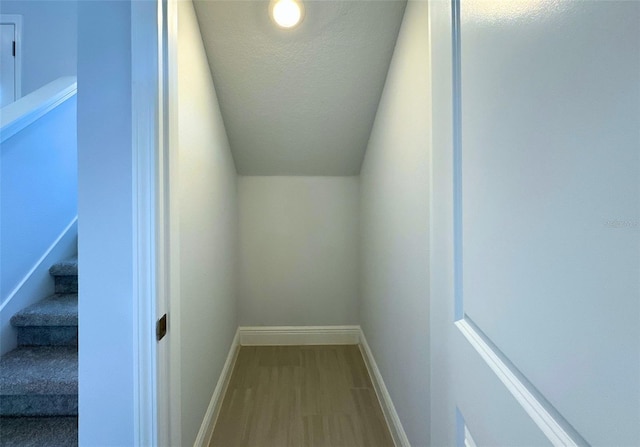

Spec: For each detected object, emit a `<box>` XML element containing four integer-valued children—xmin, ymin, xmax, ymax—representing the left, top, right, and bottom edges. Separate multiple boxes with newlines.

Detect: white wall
<box><xmin>177</xmin><ymin>2</ymin><xmax>238</xmax><ymax>445</ymax></box>
<box><xmin>238</xmin><ymin>176</ymin><xmax>359</xmax><ymax>326</ymax></box>
<box><xmin>0</xmin><ymin>96</ymin><xmax>77</xmax><ymax>302</ymax></box>
<box><xmin>77</xmin><ymin>1</ymin><xmax>134</xmax><ymax>444</ymax></box>
<box><xmin>0</xmin><ymin>1</ymin><xmax>76</xmax><ymax>96</ymax></box>
<box><xmin>0</xmin><ymin>94</ymin><xmax>77</xmax><ymax>355</ymax></box>
<box><xmin>358</xmin><ymin>1</ymin><xmax>431</xmax><ymax>445</ymax></box>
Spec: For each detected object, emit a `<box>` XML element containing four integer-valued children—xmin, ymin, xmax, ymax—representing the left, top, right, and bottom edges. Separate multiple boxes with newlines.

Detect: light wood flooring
<box><xmin>210</xmin><ymin>345</ymin><xmax>395</xmax><ymax>447</ymax></box>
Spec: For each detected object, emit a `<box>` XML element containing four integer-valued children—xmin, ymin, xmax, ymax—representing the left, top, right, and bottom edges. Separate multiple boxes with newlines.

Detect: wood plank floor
<box><xmin>210</xmin><ymin>345</ymin><xmax>395</xmax><ymax>447</ymax></box>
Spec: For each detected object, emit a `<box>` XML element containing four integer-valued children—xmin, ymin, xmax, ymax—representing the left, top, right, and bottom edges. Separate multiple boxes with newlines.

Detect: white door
<box><xmin>0</xmin><ymin>23</ymin><xmax>16</xmax><ymax>107</ymax></box>
<box><xmin>430</xmin><ymin>1</ymin><xmax>639</xmax><ymax>446</ymax></box>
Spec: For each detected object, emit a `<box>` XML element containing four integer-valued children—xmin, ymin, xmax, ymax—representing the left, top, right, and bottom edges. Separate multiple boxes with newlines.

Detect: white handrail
<box><xmin>0</xmin><ymin>76</ymin><xmax>77</xmax><ymax>143</ymax></box>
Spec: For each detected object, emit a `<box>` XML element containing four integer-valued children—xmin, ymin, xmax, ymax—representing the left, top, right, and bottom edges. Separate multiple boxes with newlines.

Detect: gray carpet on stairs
<box><xmin>10</xmin><ymin>295</ymin><xmax>78</xmax><ymax>327</ymax></box>
<box><xmin>48</xmin><ymin>258</ymin><xmax>77</xmax><ymax>277</ymax></box>
<box><xmin>0</xmin><ymin>417</ymin><xmax>78</xmax><ymax>447</ymax></box>
<box><xmin>0</xmin><ymin>346</ymin><xmax>78</xmax><ymax>416</ymax></box>
<box><xmin>11</xmin><ymin>295</ymin><xmax>78</xmax><ymax>347</ymax></box>
<box><xmin>0</xmin><ymin>257</ymin><xmax>79</xmax><ymax>444</ymax></box>
<box><xmin>50</xmin><ymin>257</ymin><xmax>78</xmax><ymax>295</ymax></box>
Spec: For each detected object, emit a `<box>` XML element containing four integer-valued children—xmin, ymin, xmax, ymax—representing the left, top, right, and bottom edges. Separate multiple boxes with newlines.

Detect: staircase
<box><xmin>0</xmin><ymin>258</ymin><xmax>78</xmax><ymax>446</ymax></box>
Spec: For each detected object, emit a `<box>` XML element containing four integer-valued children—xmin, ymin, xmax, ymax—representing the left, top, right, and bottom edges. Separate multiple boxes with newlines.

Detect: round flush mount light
<box><xmin>269</xmin><ymin>0</ymin><xmax>305</xmax><ymax>29</ymax></box>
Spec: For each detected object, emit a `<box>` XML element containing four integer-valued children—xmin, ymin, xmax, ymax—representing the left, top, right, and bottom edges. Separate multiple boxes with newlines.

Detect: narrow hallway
<box><xmin>170</xmin><ymin>0</ymin><xmax>429</xmax><ymax>444</ymax></box>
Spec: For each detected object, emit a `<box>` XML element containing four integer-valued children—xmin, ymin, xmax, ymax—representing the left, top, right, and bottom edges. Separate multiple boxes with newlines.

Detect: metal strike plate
<box><xmin>156</xmin><ymin>314</ymin><xmax>167</xmax><ymax>341</ymax></box>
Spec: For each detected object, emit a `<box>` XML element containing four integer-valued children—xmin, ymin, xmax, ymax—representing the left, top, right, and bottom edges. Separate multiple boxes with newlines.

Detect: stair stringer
<box><xmin>0</xmin><ymin>218</ymin><xmax>77</xmax><ymax>356</ymax></box>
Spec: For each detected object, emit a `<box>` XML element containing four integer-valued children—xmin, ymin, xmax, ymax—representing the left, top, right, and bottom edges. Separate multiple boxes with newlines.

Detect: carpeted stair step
<box><xmin>10</xmin><ymin>295</ymin><xmax>78</xmax><ymax>347</ymax></box>
<box><xmin>0</xmin><ymin>416</ymin><xmax>78</xmax><ymax>447</ymax></box>
<box><xmin>49</xmin><ymin>258</ymin><xmax>78</xmax><ymax>294</ymax></box>
<box><xmin>0</xmin><ymin>346</ymin><xmax>78</xmax><ymax>417</ymax></box>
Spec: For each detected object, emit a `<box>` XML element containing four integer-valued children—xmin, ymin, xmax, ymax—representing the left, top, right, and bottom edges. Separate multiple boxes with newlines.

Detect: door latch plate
<box><xmin>156</xmin><ymin>314</ymin><xmax>167</xmax><ymax>341</ymax></box>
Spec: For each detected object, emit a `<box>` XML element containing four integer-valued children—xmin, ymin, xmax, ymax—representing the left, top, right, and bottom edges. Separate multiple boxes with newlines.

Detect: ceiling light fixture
<box><xmin>269</xmin><ymin>0</ymin><xmax>304</xmax><ymax>29</ymax></box>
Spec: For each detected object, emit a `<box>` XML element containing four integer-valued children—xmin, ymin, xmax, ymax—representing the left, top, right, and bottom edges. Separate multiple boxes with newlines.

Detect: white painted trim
<box><xmin>193</xmin><ymin>330</ymin><xmax>240</xmax><ymax>447</ymax></box>
<box><xmin>0</xmin><ymin>76</ymin><xmax>76</xmax><ymax>142</ymax></box>
<box><xmin>0</xmin><ymin>216</ymin><xmax>77</xmax><ymax>313</ymax></box>
<box><xmin>131</xmin><ymin>1</ymin><xmax>160</xmax><ymax>445</ymax></box>
<box><xmin>0</xmin><ymin>15</ymin><xmax>22</xmax><ymax>102</ymax></box>
<box><xmin>358</xmin><ymin>329</ymin><xmax>411</xmax><ymax>447</ymax></box>
<box><xmin>238</xmin><ymin>325</ymin><xmax>361</xmax><ymax>346</ymax></box>
<box><xmin>464</xmin><ymin>425</ymin><xmax>479</xmax><ymax>447</ymax></box>
<box><xmin>166</xmin><ymin>0</ymin><xmax>183</xmax><ymax>444</ymax></box>
<box><xmin>156</xmin><ymin>0</ymin><xmax>174</xmax><ymax>445</ymax></box>
<box><xmin>455</xmin><ymin>319</ymin><xmax>583</xmax><ymax>447</ymax></box>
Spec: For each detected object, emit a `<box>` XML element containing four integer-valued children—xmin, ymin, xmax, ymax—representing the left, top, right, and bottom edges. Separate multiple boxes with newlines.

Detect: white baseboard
<box><xmin>195</xmin><ymin>325</ymin><xmax>408</xmax><ymax>447</ymax></box>
<box><xmin>238</xmin><ymin>325</ymin><xmax>361</xmax><ymax>346</ymax></box>
<box><xmin>359</xmin><ymin>329</ymin><xmax>411</xmax><ymax>447</ymax></box>
<box><xmin>193</xmin><ymin>330</ymin><xmax>240</xmax><ymax>447</ymax></box>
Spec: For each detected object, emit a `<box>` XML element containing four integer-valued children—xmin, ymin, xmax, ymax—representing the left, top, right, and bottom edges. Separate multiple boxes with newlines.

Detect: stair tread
<box><xmin>0</xmin><ymin>416</ymin><xmax>78</xmax><ymax>447</ymax></box>
<box><xmin>0</xmin><ymin>347</ymin><xmax>77</xmax><ymax>396</ymax></box>
<box><xmin>10</xmin><ymin>295</ymin><xmax>78</xmax><ymax>327</ymax></box>
<box><xmin>48</xmin><ymin>257</ymin><xmax>77</xmax><ymax>277</ymax></box>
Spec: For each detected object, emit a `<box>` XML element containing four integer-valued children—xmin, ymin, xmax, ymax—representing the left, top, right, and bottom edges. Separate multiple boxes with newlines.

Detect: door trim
<box><xmin>456</xmin><ymin>318</ymin><xmax>585</xmax><ymax>446</ymax></box>
<box><xmin>0</xmin><ymin>14</ymin><xmax>22</xmax><ymax>102</ymax></box>
<box><xmin>131</xmin><ymin>0</ymin><xmax>183</xmax><ymax>444</ymax></box>
<box><xmin>131</xmin><ymin>1</ymin><xmax>163</xmax><ymax>444</ymax></box>
<box><xmin>165</xmin><ymin>0</ymin><xmax>183</xmax><ymax>444</ymax></box>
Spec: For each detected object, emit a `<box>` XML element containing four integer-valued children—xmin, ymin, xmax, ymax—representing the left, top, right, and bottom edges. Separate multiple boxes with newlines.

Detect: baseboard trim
<box><xmin>238</xmin><ymin>325</ymin><xmax>361</xmax><ymax>346</ymax></box>
<box><xmin>195</xmin><ymin>325</ymin><xmax>408</xmax><ymax>447</ymax></box>
<box><xmin>359</xmin><ymin>329</ymin><xmax>411</xmax><ymax>447</ymax></box>
<box><xmin>193</xmin><ymin>329</ymin><xmax>240</xmax><ymax>447</ymax></box>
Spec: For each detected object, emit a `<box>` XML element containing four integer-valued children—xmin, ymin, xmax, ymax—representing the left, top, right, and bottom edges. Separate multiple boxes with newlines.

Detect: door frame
<box><xmin>131</xmin><ymin>0</ymin><xmax>181</xmax><ymax>444</ymax></box>
<box><xmin>0</xmin><ymin>14</ymin><xmax>22</xmax><ymax>103</ymax></box>
<box><xmin>164</xmin><ymin>0</ymin><xmax>183</xmax><ymax>444</ymax></box>
<box><xmin>131</xmin><ymin>1</ymin><xmax>160</xmax><ymax>445</ymax></box>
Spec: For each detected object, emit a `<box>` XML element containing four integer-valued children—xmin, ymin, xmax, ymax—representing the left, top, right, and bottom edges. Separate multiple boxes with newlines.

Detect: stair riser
<box><xmin>0</xmin><ymin>257</ymin><xmax>79</xmax><ymax>438</ymax></box>
<box><xmin>54</xmin><ymin>276</ymin><xmax>77</xmax><ymax>294</ymax></box>
<box><xmin>17</xmin><ymin>327</ymin><xmax>78</xmax><ymax>347</ymax></box>
<box><xmin>0</xmin><ymin>395</ymin><xmax>77</xmax><ymax>417</ymax></box>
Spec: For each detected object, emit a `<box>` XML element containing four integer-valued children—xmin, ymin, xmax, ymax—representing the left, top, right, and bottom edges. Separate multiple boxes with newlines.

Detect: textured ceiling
<box><xmin>193</xmin><ymin>0</ymin><xmax>407</xmax><ymax>175</ymax></box>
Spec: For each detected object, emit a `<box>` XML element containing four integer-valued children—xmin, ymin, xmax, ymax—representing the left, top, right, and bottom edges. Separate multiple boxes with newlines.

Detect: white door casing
<box><xmin>430</xmin><ymin>1</ymin><xmax>639</xmax><ymax>446</ymax></box>
<box><xmin>0</xmin><ymin>16</ymin><xmax>21</xmax><ymax>107</ymax></box>
<box><xmin>131</xmin><ymin>0</ymin><xmax>181</xmax><ymax>444</ymax></box>
<box><xmin>0</xmin><ymin>24</ymin><xmax>16</xmax><ymax>107</ymax></box>
<box><xmin>130</xmin><ymin>0</ymin><xmax>179</xmax><ymax>444</ymax></box>
<box><xmin>131</xmin><ymin>0</ymin><xmax>161</xmax><ymax>445</ymax></box>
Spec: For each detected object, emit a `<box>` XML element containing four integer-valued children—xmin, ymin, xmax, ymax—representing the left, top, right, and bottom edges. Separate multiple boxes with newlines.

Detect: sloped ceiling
<box><xmin>193</xmin><ymin>0</ymin><xmax>407</xmax><ymax>175</ymax></box>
